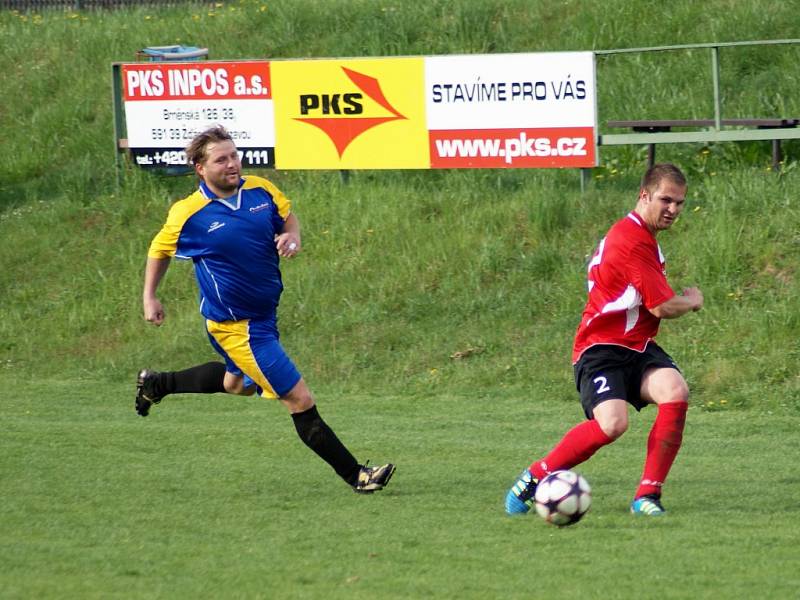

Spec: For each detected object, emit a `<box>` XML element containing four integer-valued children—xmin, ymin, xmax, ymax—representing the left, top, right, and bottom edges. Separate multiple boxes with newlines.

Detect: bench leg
<box><xmin>580</xmin><ymin>167</ymin><xmax>591</xmax><ymax>193</ymax></box>
<box><xmin>647</xmin><ymin>143</ymin><xmax>656</xmax><ymax>167</ymax></box>
<box><xmin>772</xmin><ymin>139</ymin><xmax>782</xmax><ymax>172</ymax></box>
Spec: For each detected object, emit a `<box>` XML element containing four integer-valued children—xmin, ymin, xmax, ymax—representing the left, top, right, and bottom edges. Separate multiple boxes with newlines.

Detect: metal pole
<box><xmin>772</xmin><ymin>139</ymin><xmax>782</xmax><ymax>171</ymax></box>
<box><xmin>711</xmin><ymin>47</ymin><xmax>722</xmax><ymax>130</ymax></box>
<box><xmin>111</xmin><ymin>64</ymin><xmax>126</xmax><ymax>190</ymax></box>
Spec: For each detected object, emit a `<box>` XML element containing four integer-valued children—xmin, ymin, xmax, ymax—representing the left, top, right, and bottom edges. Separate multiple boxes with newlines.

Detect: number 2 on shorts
<box><xmin>593</xmin><ymin>376</ymin><xmax>611</xmax><ymax>395</ymax></box>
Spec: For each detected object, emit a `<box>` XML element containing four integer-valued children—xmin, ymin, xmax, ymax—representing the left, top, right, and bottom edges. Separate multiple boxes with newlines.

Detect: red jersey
<box><xmin>572</xmin><ymin>211</ymin><xmax>676</xmax><ymax>363</ymax></box>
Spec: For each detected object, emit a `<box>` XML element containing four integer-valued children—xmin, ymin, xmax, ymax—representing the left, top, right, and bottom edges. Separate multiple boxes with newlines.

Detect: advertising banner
<box><xmin>425</xmin><ymin>52</ymin><xmax>596</xmax><ymax>168</ymax></box>
<box><xmin>121</xmin><ymin>61</ymin><xmax>275</xmax><ymax>168</ymax></box>
<box><xmin>271</xmin><ymin>57</ymin><xmax>428</xmax><ymax>169</ymax></box>
<box><xmin>118</xmin><ymin>52</ymin><xmax>596</xmax><ymax>170</ymax></box>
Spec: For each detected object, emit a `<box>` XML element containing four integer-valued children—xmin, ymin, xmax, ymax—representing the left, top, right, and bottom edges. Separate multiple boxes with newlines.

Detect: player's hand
<box><xmin>682</xmin><ymin>287</ymin><xmax>704</xmax><ymax>311</ymax></box>
<box><xmin>143</xmin><ymin>297</ymin><xmax>166</xmax><ymax>326</ymax></box>
<box><xmin>275</xmin><ymin>233</ymin><xmax>301</xmax><ymax>258</ymax></box>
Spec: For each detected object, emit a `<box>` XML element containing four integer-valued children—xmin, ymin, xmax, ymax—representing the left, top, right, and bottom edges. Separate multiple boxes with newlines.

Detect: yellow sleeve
<box><xmin>147</xmin><ymin>194</ymin><xmax>211</xmax><ymax>259</ymax></box>
<box><xmin>242</xmin><ymin>175</ymin><xmax>292</xmax><ymax>220</ymax></box>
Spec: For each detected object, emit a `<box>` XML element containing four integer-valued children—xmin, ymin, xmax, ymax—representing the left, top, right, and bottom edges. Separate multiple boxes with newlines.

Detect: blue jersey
<box><xmin>148</xmin><ymin>175</ymin><xmax>291</xmax><ymax>322</ymax></box>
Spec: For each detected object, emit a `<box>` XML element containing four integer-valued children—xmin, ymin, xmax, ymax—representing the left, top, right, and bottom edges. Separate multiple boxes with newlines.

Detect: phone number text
<box><xmin>131</xmin><ymin>147</ymin><xmax>275</xmax><ymax>168</ymax></box>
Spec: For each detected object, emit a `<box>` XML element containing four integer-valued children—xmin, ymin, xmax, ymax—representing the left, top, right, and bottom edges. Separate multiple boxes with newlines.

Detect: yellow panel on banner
<box><xmin>272</xmin><ymin>57</ymin><xmax>429</xmax><ymax>169</ymax></box>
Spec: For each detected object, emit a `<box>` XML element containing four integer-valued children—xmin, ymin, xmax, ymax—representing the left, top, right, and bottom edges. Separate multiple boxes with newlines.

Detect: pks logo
<box><xmin>295</xmin><ymin>67</ymin><xmax>406</xmax><ymax>157</ymax></box>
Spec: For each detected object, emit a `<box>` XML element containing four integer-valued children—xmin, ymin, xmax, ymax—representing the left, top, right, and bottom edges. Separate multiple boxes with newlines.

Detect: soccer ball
<box><xmin>534</xmin><ymin>470</ymin><xmax>592</xmax><ymax>526</ymax></box>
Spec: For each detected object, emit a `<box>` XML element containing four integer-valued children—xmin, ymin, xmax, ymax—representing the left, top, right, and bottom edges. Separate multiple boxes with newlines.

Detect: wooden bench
<box><xmin>606</xmin><ymin>119</ymin><xmax>800</xmax><ymax>170</ymax></box>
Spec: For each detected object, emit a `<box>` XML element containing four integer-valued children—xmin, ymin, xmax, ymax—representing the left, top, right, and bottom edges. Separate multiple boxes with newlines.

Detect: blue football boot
<box><xmin>630</xmin><ymin>494</ymin><xmax>666</xmax><ymax>516</ymax></box>
<box><xmin>505</xmin><ymin>469</ymin><xmax>539</xmax><ymax>515</ymax></box>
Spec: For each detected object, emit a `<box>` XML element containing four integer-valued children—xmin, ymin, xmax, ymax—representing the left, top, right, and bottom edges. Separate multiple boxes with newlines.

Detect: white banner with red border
<box><xmin>121</xmin><ymin>61</ymin><xmax>275</xmax><ymax>168</ymax></box>
<box><xmin>425</xmin><ymin>53</ymin><xmax>596</xmax><ymax>168</ymax></box>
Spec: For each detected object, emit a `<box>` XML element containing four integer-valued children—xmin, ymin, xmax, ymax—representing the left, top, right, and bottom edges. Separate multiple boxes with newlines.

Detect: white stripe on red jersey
<box><xmin>572</xmin><ymin>212</ymin><xmax>676</xmax><ymax>363</ymax></box>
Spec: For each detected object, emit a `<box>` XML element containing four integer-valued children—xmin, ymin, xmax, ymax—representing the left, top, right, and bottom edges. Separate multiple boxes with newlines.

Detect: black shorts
<box><xmin>573</xmin><ymin>342</ymin><xmax>680</xmax><ymax>419</ymax></box>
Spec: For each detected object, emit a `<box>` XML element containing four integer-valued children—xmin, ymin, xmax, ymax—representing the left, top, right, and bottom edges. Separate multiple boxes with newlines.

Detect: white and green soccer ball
<box><xmin>534</xmin><ymin>470</ymin><xmax>592</xmax><ymax>526</ymax></box>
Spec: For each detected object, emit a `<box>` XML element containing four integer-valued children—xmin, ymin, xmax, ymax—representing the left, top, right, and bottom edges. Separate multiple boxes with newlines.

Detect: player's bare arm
<box><xmin>275</xmin><ymin>212</ymin><xmax>301</xmax><ymax>258</ymax></box>
<box><xmin>143</xmin><ymin>256</ymin><xmax>171</xmax><ymax>326</ymax></box>
<box><xmin>650</xmin><ymin>286</ymin><xmax>703</xmax><ymax>319</ymax></box>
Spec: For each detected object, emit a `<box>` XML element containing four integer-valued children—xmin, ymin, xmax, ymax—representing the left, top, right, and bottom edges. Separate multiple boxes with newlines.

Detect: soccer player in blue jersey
<box><xmin>136</xmin><ymin>125</ymin><xmax>394</xmax><ymax>494</ymax></box>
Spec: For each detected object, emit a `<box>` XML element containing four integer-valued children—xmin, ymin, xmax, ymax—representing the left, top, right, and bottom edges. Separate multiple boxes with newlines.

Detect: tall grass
<box><xmin>1</xmin><ymin>0</ymin><xmax>799</xmax><ymax>413</ymax></box>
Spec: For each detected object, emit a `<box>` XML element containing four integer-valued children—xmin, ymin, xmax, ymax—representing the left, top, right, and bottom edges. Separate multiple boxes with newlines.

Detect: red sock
<box><xmin>635</xmin><ymin>401</ymin><xmax>688</xmax><ymax>499</ymax></box>
<box><xmin>529</xmin><ymin>420</ymin><xmax>613</xmax><ymax>480</ymax></box>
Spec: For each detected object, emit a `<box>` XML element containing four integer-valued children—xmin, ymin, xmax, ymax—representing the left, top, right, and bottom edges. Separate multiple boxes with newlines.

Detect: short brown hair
<box><xmin>185</xmin><ymin>125</ymin><xmax>233</xmax><ymax>166</ymax></box>
<box><xmin>641</xmin><ymin>163</ymin><xmax>687</xmax><ymax>194</ymax></box>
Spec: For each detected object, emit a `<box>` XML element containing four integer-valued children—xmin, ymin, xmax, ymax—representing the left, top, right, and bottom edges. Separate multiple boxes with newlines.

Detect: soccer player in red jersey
<box><xmin>506</xmin><ymin>163</ymin><xmax>703</xmax><ymax>516</ymax></box>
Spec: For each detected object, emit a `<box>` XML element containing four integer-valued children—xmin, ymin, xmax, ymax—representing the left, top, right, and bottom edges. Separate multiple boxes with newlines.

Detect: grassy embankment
<box><xmin>1</xmin><ymin>3</ymin><xmax>799</xmax><ymax>598</ymax></box>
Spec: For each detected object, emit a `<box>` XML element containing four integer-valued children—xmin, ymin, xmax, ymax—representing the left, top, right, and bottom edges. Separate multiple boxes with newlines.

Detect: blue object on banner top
<box><xmin>140</xmin><ymin>45</ymin><xmax>209</xmax><ymax>61</ymax></box>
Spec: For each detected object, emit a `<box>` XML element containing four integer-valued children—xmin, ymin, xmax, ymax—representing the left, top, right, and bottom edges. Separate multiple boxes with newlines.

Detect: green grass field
<box><xmin>2</xmin><ymin>1</ymin><xmax>800</xmax><ymax>598</ymax></box>
<box><xmin>3</xmin><ymin>380</ymin><xmax>799</xmax><ymax>598</ymax></box>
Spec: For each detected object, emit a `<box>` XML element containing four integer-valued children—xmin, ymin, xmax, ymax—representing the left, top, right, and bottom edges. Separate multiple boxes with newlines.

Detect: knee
<box><xmin>644</xmin><ymin>369</ymin><xmax>690</xmax><ymax>405</ymax></box>
<box><xmin>280</xmin><ymin>379</ymin><xmax>315</xmax><ymax>414</ymax></box>
<box><xmin>597</xmin><ymin>413</ymin><xmax>629</xmax><ymax>440</ymax></box>
<box><xmin>664</xmin><ymin>380</ymin><xmax>690</xmax><ymax>405</ymax></box>
<box><xmin>223</xmin><ymin>375</ymin><xmax>255</xmax><ymax>396</ymax></box>
<box><xmin>283</xmin><ymin>395</ymin><xmax>314</xmax><ymax>414</ymax></box>
<box><xmin>675</xmin><ymin>382</ymin><xmax>690</xmax><ymax>404</ymax></box>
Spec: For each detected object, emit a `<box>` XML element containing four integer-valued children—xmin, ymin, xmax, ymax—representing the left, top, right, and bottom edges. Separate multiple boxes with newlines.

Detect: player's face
<box><xmin>640</xmin><ymin>179</ymin><xmax>687</xmax><ymax>231</ymax></box>
<box><xmin>196</xmin><ymin>140</ymin><xmax>241</xmax><ymax>196</ymax></box>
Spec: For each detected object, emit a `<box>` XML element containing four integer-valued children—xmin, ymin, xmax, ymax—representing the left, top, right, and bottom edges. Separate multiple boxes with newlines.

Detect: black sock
<box><xmin>291</xmin><ymin>406</ymin><xmax>361</xmax><ymax>485</ymax></box>
<box><xmin>155</xmin><ymin>362</ymin><xmax>227</xmax><ymax>397</ymax></box>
